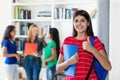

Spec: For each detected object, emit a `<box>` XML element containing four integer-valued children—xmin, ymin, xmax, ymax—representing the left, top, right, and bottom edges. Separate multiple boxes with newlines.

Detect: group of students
<box><xmin>1</xmin><ymin>10</ymin><xmax>112</xmax><ymax>80</ymax></box>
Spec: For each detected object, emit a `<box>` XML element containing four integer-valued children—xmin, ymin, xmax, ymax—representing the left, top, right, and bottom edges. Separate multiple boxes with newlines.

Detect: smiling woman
<box><xmin>1</xmin><ymin>25</ymin><xmax>20</xmax><ymax>80</ymax></box>
<box><xmin>56</xmin><ymin>10</ymin><xmax>111</xmax><ymax>80</ymax></box>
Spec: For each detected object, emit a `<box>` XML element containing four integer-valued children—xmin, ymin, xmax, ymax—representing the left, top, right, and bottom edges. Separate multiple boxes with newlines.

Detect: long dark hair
<box><xmin>1</xmin><ymin>25</ymin><xmax>15</xmax><ymax>47</ymax></box>
<box><xmin>49</xmin><ymin>28</ymin><xmax>60</xmax><ymax>59</ymax></box>
<box><xmin>73</xmin><ymin>10</ymin><xmax>94</xmax><ymax>37</ymax></box>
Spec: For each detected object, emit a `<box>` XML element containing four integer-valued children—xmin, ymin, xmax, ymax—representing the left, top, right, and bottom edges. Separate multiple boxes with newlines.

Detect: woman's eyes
<box><xmin>74</xmin><ymin>19</ymin><xmax>86</xmax><ymax>22</ymax></box>
<box><xmin>74</xmin><ymin>20</ymin><xmax>79</xmax><ymax>22</ymax></box>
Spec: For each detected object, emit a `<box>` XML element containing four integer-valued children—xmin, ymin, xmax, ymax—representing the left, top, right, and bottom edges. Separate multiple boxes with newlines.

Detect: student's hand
<box><xmin>42</xmin><ymin>27</ymin><xmax>47</xmax><ymax>37</ymax></box>
<box><xmin>15</xmin><ymin>54</ymin><xmax>20</xmax><ymax>61</ymax></box>
<box><xmin>82</xmin><ymin>37</ymin><xmax>95</xmax><ymax>53</ymax></box>
<box><xmin>68</xmin><ymin>53</ymin><xmax>78</xmax><ymax>65</ymax></box>
<box><xmin>42</xmin><ymin>61</ymin><xmax>47</xmax><ymax>67</ymax></box>
<box><xmin>32</xmin><ymin>52</ymin><xmax>41</xmax><ymax>57</ymax></box>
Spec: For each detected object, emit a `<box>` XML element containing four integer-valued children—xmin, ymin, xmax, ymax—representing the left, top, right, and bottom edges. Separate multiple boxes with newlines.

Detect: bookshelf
<box><xmin>53</xmin><ymin>0</ymin><xmax>97</xmax><ymax>45</ymax></box>
<box><xmin>11</xmin><ymin>0</ymin><xmax>52</xmax><ymax>55</ymax></box>
<box><xmin>11</xmin><ymin>0</ymin><xmax>97</xmax><ymax>79</ymax></box>
<box><xmin>11</xmin><ymin>0</ymin><xmax>97</xmax><ymax>53</ymax></box>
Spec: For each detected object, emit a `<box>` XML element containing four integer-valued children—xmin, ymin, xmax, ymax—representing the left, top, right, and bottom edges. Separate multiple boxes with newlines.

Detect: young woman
<box><xmin>56</xmin><ymin>10</ymin><xmax>112</xmax><ymax>80</ymax></box>
<box><xmin>1</xmin><ymin>25</ymin><xmax>20</xmax><ymax>80</ymax></box>
<box><xmin>43</xmin><ymin>28</ymin><xmax>60</xmax><ymax>80</ymax></box>
<box><xmin>23</xmin><ymin>24</ymin><xmax>43</xmax><ymax>80</ymax></box>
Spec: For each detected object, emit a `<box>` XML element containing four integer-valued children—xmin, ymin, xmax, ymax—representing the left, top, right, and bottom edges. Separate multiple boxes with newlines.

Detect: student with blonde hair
<box><xmin>23</xmin><ymin>24</ymin><xmax>43</xmax><ymax>80</ymax></box>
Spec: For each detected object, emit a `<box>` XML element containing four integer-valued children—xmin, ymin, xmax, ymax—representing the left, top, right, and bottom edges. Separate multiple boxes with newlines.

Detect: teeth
<box><xmin>79</xmin><ymin>27</ymin><xmax>82</xmax><ymax>29</ymax></box>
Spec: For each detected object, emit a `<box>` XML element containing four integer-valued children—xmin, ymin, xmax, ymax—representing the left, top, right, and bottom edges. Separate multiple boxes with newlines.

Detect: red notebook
<box><xmin>24</xmin><ymin>43</ymin><xmax>38</xmax><ymax>56</ymax></box>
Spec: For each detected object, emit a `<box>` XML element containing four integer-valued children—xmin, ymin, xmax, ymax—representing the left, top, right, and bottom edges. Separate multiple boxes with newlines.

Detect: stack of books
<box><xmin>15</xmin><ymin>22</ymin><xmax>33</xmax><ymax>35</ymax></box>
<box><xmin>54</xmin><ymin>8</ymin><xmax>78</xmax><ymax>20</ymax></box>
<box><xmin>36</xmin><ymin>11</ymin><xmax>51</xmax><ymax>21</ymax></box>
<box><xmin>15</xmin><ymin>38</ymin><xmax>24</xmax><ymax>51</ymax></box>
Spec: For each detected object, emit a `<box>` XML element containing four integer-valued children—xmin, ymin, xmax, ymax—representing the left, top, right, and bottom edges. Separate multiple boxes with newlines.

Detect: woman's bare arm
<box><xmin>56</xmin><ymin>53</ymin><xmax>78</xmax><ymax>72</ymax></box>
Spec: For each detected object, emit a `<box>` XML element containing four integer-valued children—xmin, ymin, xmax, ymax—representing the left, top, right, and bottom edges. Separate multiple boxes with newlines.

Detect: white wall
<box><xmin>109</xmin><ymin>0</ymin><xmax>120</xmax><ymax>79</ymax></box>
<box><xmin>0</xmin><ymin>0</ymin><xmax>11</xmax><ymax>79</ymax></box>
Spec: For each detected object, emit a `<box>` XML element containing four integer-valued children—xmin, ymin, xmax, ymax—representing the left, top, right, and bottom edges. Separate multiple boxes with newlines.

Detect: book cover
<box><xmin>54</xmin><ymin>8</ymin><xmax>57</xmax><ymax>19</ymax></box>
<box><xmin>15</xmin><ymin>22</ymin><xmax>21</xmax><ymax>35</ymax></box>
<box><xmin>63</xmin><ymin>8</ymin><xmax>66</xmax><ymax>19</ymax></box>
<box><xmin>63</xmin><ymin>44</ymin><xmax>78</xmax><ymax>77</ymax></box>
<box><xmin>24</xmin><ymin>43</ymin><xmax>38</xmax><ymax>56</ymax></box>
<box><xmin>59</xmin><ymin>8</ymin><xmax>63</xmax><ymax>19</ymax></box>
<box><xmin>15</xmin><ymin>7</ymin><xmax>18</xmax><ymax>19</ymax></box>
<box><xmin>20</xmin><ymin>24</ymin><xmax>26</xmax><ymax>35</ymax></box>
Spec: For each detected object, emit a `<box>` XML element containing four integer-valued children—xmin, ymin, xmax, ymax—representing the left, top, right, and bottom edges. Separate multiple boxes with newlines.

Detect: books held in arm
<box><xmin>63</xmin><ymin>44</ymin><xmax>78</xmax><ymax>77</ymax></box>
<box><xmin>24</xmin><ymin>43</ymin><xmax>38</xmax><ymax>56</ymax></box>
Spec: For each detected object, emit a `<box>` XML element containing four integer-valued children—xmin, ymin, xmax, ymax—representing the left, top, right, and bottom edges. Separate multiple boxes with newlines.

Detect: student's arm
<box><xmin>33</xmin><ymin>40</ymin><xmax>43</xmax><ymax>57</ymax></box>
<box><xmin>56</xmin><ymin>53</ymin><xmax>78</xmax><ymax>72</ymax></box>
<box><xmin>39</xmin><ymin>34</ymin><xmax>47</xmax><ymax>47</ymax></box>
<box><xmin>83</xmin><ymin>37</ymin><xmax>112</xmax><ymax>71</ymax></box>
<box><xmin>2</xmin><ymin>47</ymin><xmax>20</xmax><ymax>60</ymax></box>
<box><xmin>91</xmin><ymin>49</ymin><xmax>112</xmax><ymax>71</ymax></box>
<box><xmin>44</xmin><ymin>47</ymin><xmax>57</xmax><ymax>63</ymax></box>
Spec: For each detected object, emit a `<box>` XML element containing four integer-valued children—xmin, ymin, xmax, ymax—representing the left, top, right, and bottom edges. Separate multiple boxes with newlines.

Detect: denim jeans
<box><xmin>46</xmin><ymin>65</ymin><xmax>56</xmax><ymax>80</ymax></box>
<box><xmin>25</xmin><ymin>56</ymin><xmax>42</xmax><ymax>80</ymax></box>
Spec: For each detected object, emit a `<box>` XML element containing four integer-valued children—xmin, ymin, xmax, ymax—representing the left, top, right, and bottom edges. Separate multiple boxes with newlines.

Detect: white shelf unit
<box><xmin>12</xmin><ymin>3</ymin><xmax>52</xmax><ymax>6</ymax></box>
<box><xmin>11</xmin><ymin>0</ymin><xmax>97</xmax><ymax>51</ymax></box>
<box><xmin>53</xmin><ymin>0</ymin><xmax>96</xmax><ymax>5</ymax></box>
<box><xmin>11</xmin><ymin>0</ymin><xmax>97</xmax><ymax>79</ymax></box>
<box><xmin>12</xmin><ymin>19</ymin><xmax>52</xmax><ymax>22</ymax></box>
<box><xmin>11</xmin><ymin>0</ymin><xmax>52</xmax><ymax>54</ymax></box>
<box><xmin>53</xmin><ymin>0</ymin><xmax>97</xmax><ymax>45</ymax></box>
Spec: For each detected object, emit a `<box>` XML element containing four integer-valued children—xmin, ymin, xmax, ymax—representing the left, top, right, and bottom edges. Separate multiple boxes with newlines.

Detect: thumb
<box><xmin>87</xmin><ymin>36</ymin><xmax>90</xmax><ymax>43</ymax></box>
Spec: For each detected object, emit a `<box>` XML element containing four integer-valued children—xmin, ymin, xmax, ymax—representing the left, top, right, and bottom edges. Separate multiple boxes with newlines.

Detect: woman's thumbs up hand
<box><xmin>82</xmin><ymin>37</ymin><xmax>94</xmax><ymax>53</ymax></box>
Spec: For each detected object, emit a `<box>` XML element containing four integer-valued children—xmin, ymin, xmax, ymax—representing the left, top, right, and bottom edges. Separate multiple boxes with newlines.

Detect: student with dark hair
<box><xmin>43</xmin><ymin>28</ymin><xmax>60</xmax><ymax>80</ymax></box>
<box><xmin>1</xmin><ymin>25</ymin><xmax>20</xmax><ymax>80</ymax></box>
<box><xmin>56</xmin><ymin>10</ymin><xmax>112</xmax><ymax>80</ymax></box>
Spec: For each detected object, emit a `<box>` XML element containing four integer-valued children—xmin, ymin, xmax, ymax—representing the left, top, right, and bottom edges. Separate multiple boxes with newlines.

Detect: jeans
<box><xmin>4</xmin><ymin>64</ymin><xmax>19</xmax><ymax>80</ymax></box>
<box><xmin>25</xmin><ymin>56</ymin><xmax>42</xmax><ymax>80</ymax></box>
<box><xmin>46</xmin><ymin>65</ymin><xmax>56</xmax><ymax>80</ymax></box>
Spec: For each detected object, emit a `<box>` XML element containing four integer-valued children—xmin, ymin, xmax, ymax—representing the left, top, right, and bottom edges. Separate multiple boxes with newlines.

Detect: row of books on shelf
<box><xmin>14</xmin><ymin>6</ymin><xmax>31</xmax><ymax>19</ymax></box>
<box><xmin>15</xmin><ymin>22</ymin><xmax>33</xmax><ymax>35</ymax></box>
<box><xmin>15</xmin><ymin>38</ymin><xmax>24</xmax><ymax>51</ymax></box>
<box><xmin>54</xmin><ymin>8</ymin><xmax>78</xmax><ymax>20</ymax></box>
<box><xmin>36</xmin><ymin>11</ymin><xmax>51</xmax><ymax>21</ymax></box>
<box><xmin>15</xmin><ymin>22</ymin><xmax>51</xmax><ymax>36</ymax></box>
<box><xmin>13</xmin><ymin>0</ymin><xmax>22</xmax><ymax>3</ymax></box>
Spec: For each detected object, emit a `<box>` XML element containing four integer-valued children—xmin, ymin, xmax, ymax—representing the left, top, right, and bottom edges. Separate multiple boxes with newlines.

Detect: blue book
<box><xmin>63</xmin><ymin>44</ymin><xmax>78</xmax><ymax>77</ymax></box>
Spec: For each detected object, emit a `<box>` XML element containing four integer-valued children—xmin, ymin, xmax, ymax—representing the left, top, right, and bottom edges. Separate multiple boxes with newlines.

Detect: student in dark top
<box><xmin>23</xmin><ymin>24</ymin><xmax>43</xmax><ymax>80</ymax></box>
<box><xmin>1</xmin><ymin>25</ymin><xmax>20</xmax><ymax>80</ymax></box>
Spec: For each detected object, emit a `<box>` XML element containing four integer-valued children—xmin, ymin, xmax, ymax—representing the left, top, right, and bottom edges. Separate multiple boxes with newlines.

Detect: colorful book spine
<box><xmin>15</xmin><ymin>7</ymin><xmax>19</xmax><ymax>19</ymax></box>
<box><xmin>54</xmin><ymin>8</ymin><xmax>78</xmax><ymax>20</ymax></box>
<box><xmin>14</xmin><ymin>6</ymin><xmax>31</xmax><ymax>19</ymax></box>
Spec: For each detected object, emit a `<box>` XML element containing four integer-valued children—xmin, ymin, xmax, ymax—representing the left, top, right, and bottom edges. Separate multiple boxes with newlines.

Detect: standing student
<box><xmin>23</xmin><ymin>24</ymin><xmax>43</xmax><ymax>80</ymax></box>
<box><xmin>43</xmin><ymin>28</ymin><xmax>60</xmax><ymax>80</ymax></box>
<box><xmin>1</xmin><ymin>25</ymin><xmax>20</xmax><ymax>80</ymax></box>
<box><xmin>56</xmin><ymin>10</ymin><xmax>112</xmax><ymax>80</ymax></box>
